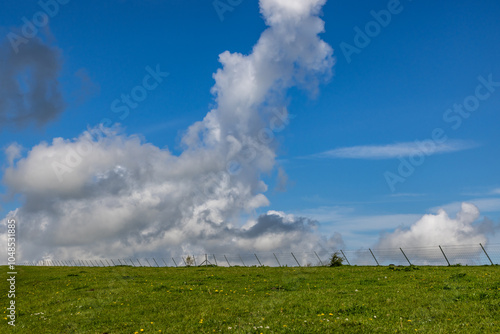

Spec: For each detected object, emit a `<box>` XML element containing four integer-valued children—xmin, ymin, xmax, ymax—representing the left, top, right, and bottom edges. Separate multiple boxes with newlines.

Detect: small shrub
<box><xmin>404</xmin><ymin>265</ymin><xmax>419</xmax><ymax>271</ymax></box>
<box><xmin>185</xmin><ymin>256</ymin><xmax>195</xmax><ymax>267</ymax></box>
<box><xmin>329</xmin><ymin>252</ymin><xmax>344</xmax><ymax>267</ymax></box>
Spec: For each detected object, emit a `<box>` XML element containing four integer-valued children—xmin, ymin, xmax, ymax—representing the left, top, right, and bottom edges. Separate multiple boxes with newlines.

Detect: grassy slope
<box><xmin>1</xmin><ymin>265</ymin><xmax>499</xmax><ymax>333</ymax></box>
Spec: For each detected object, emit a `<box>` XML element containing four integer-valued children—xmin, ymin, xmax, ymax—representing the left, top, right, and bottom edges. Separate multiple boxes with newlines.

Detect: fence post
<box><xmin>439</xmin><ymin>245</ymin><xmax>451</xmax><ymax>266</ymax></box>
<box><xmin>273</xmin><ymin>253</ymin><xmax>281</xmax><ymax>267</ymax></box>
<box><xmin>400</xmin><ymin>248</ymin><xmax>412</xmax><ymax>266</ymax></box>
<box><xmin>224</xmin><ymin>255</ymin><xmax>231</xmax><ymax>267</ymax></box>
<box><xmin>153</xmin><ymin>258</ymin><xmax>160</xmax><ymax>267</ymax></box>
<box><xmin>161</xmin><ymin>258</ymin><xmax>167</xmax><ymax>267</ymax></box>
<box><xmin>480</xmin><ymin>243</ymin><xmax>494</xmax><ymax>265</ymax></box>
<box><xmin>136</xmin><ymin>259</ymin><xmax>142</xmax><ymax>267</ymax></box>
<box><xmin>254</xmin><ymin>254</ymin><xmax>263</xmax><ymax>266</ymax></box>
<box><xmin>239</xmin><ymin>254</ymin><xmax>246</xmax><ymax>267</ymax></box>
<box><xmin>314</xmin><ymin>251</ymin><xmax>324</xmax><ymax>266</ymax></box>
<box><xmin>100</xmin><ymin>260</ymin><xmax>105</xmax><ymax>267</ymax></box>
<box><xmin>213</xmin><ymin>254</ymin><xmax>218</xmax><ymax>267</ymax></box>
<box><xmin>193</xmin><ymin>256</ymin><xmax>197</xmax><ymax>266</ymax></box>
<box><xmin>171</xmin><ymin>258</ymin><xmax>178</xmax><ymax>267</ymax></box>
<box><xmin>118</xmin><ymin>259</ymin><xmax>124</xmax><ymax>266</ymax></box>
<box><xmin>291</xmin><ymin>252</ymin><xmax>301</xmax><ymax>267</ymax></box>
<box><xmin>146</xmin><ymin>259</ymin><xmax>152</xmax><ymax>267</ymax></box>
<box><xmin>340</xmin><ymin>250</ymin><xmax>351</xmax><ymax>266</ymax></box>
<box><xmin>369</xmin><ymin>249</ymin><xmax>380</xmax><ymax>266</ymax></box>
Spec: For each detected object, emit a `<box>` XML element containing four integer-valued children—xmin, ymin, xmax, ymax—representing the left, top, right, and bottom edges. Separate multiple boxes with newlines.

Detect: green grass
<box><xmin>1</xmin><ymin>265</ymin><xmax>499</xmax><ymax>333</ymax></box>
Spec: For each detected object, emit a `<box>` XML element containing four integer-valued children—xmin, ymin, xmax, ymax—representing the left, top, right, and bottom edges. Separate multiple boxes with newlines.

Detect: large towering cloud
<box><xmin>1</xmin><ymin>0</ymin><xmax>336</xmax><ymax>261</ymax></box>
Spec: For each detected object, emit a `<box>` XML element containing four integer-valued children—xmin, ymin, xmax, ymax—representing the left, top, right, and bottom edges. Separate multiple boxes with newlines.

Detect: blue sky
<box><xmin>1</xmin><ymin>0</ymin><xmax>499</xmax><ymax>259</ymax></box>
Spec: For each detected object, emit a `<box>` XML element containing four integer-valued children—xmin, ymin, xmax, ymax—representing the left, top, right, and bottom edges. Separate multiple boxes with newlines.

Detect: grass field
<box><xmin>1</xmin><ymin>265</ymin><xmax>499</xmax><ymax>333</ymax></box>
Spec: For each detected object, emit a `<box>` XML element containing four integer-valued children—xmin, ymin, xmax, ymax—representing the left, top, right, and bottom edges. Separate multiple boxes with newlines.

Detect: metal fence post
<box><xmin>480</xmin><ymin>243</ymin><xmax>494</xmax><ymax>265</ymax></box>
<box><xmin>314</xmin><ymin>251</ymin><xmax>324</xmax><ymax>266</ymax></box>
<box><xmin>224</xmin><ymin>255</ymin><xmax>231</xmax><ymax>267</ymax></box>
<box><xmin>153</xmin><ymin>258</ymin><xmax>160</xmax><ymax>267</ymax></box>
<box><xmin>291</xmin><ymin>252</ymin><xmax>301</xmax><ymax>267</ymax></box>
<box><xmin>273</xmin><ymin>253</ymin><xmax>281</xmax><ymax>267</ymax></box>
<box><xmin>340</xmin><ymin>250</ymin><xmax>351</xmax><ymax>266</ymax></box>
<box><xmin>253</xmin><ymin>254</ymin><xmax>262</xmax><ymax>266</ymax></box>
<box><xmin>239</xmin><ymin>255</ymin><xmax>246</xmax><ymax>267</ymax></box>
<box><xmin>400</xmin><ymin>248</ymin><xmax>412</xmax><ymax>266</ymax></box>
<box><xmin>369</xmin><ymin>249</ymin><xmax>380</xmax><ymax>266</ymax></box>
<box><xmin>171</xmin><ymin>258</ymin><xmax>178</xmax><ymax>267</ymax></box>
<box><xmin>136</xmin><ymin>259</ymin><xmax>142</xmax><ymax>267</ymax></box>
<box><xmin>439</xmin><ymin>245</ymin><xmax>451</xmax><ymax>266</ymax></box>
<box><xmin>213</xmin><ymin>254</ymin><xmax>218</xmax><ymax>267</ymax></box>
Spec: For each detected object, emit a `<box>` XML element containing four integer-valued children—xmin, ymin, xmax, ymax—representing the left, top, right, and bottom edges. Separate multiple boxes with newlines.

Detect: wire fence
<box><xmin>21</xmin><ymin>243</ymin><xmax>500</xmax><ymax>267</ymax></box>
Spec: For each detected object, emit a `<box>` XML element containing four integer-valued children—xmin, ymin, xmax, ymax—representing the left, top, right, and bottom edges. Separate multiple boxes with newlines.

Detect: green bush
<box><xmin>329</xmin><ymin>252</ymin><xmax>344</xmax><ymax>267</ymax></box>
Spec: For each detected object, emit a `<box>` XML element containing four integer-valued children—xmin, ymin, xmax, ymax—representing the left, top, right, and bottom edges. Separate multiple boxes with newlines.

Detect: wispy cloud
<box><xmin>309</xmin><ymin>140</ymin><xmax>478</xmax><ymax>160</ymax></box>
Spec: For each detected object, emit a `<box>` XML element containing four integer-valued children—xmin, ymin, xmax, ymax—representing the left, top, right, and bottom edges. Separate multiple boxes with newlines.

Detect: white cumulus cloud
<box><xmin>377</xmin><ymin>203</ymin><xmax>486</xmax><ymax>248</ymax></box>
<box><xmin>1</xmin><ymin>0</ymin><xmax>338</xmax><ymax>262</ymax></box>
